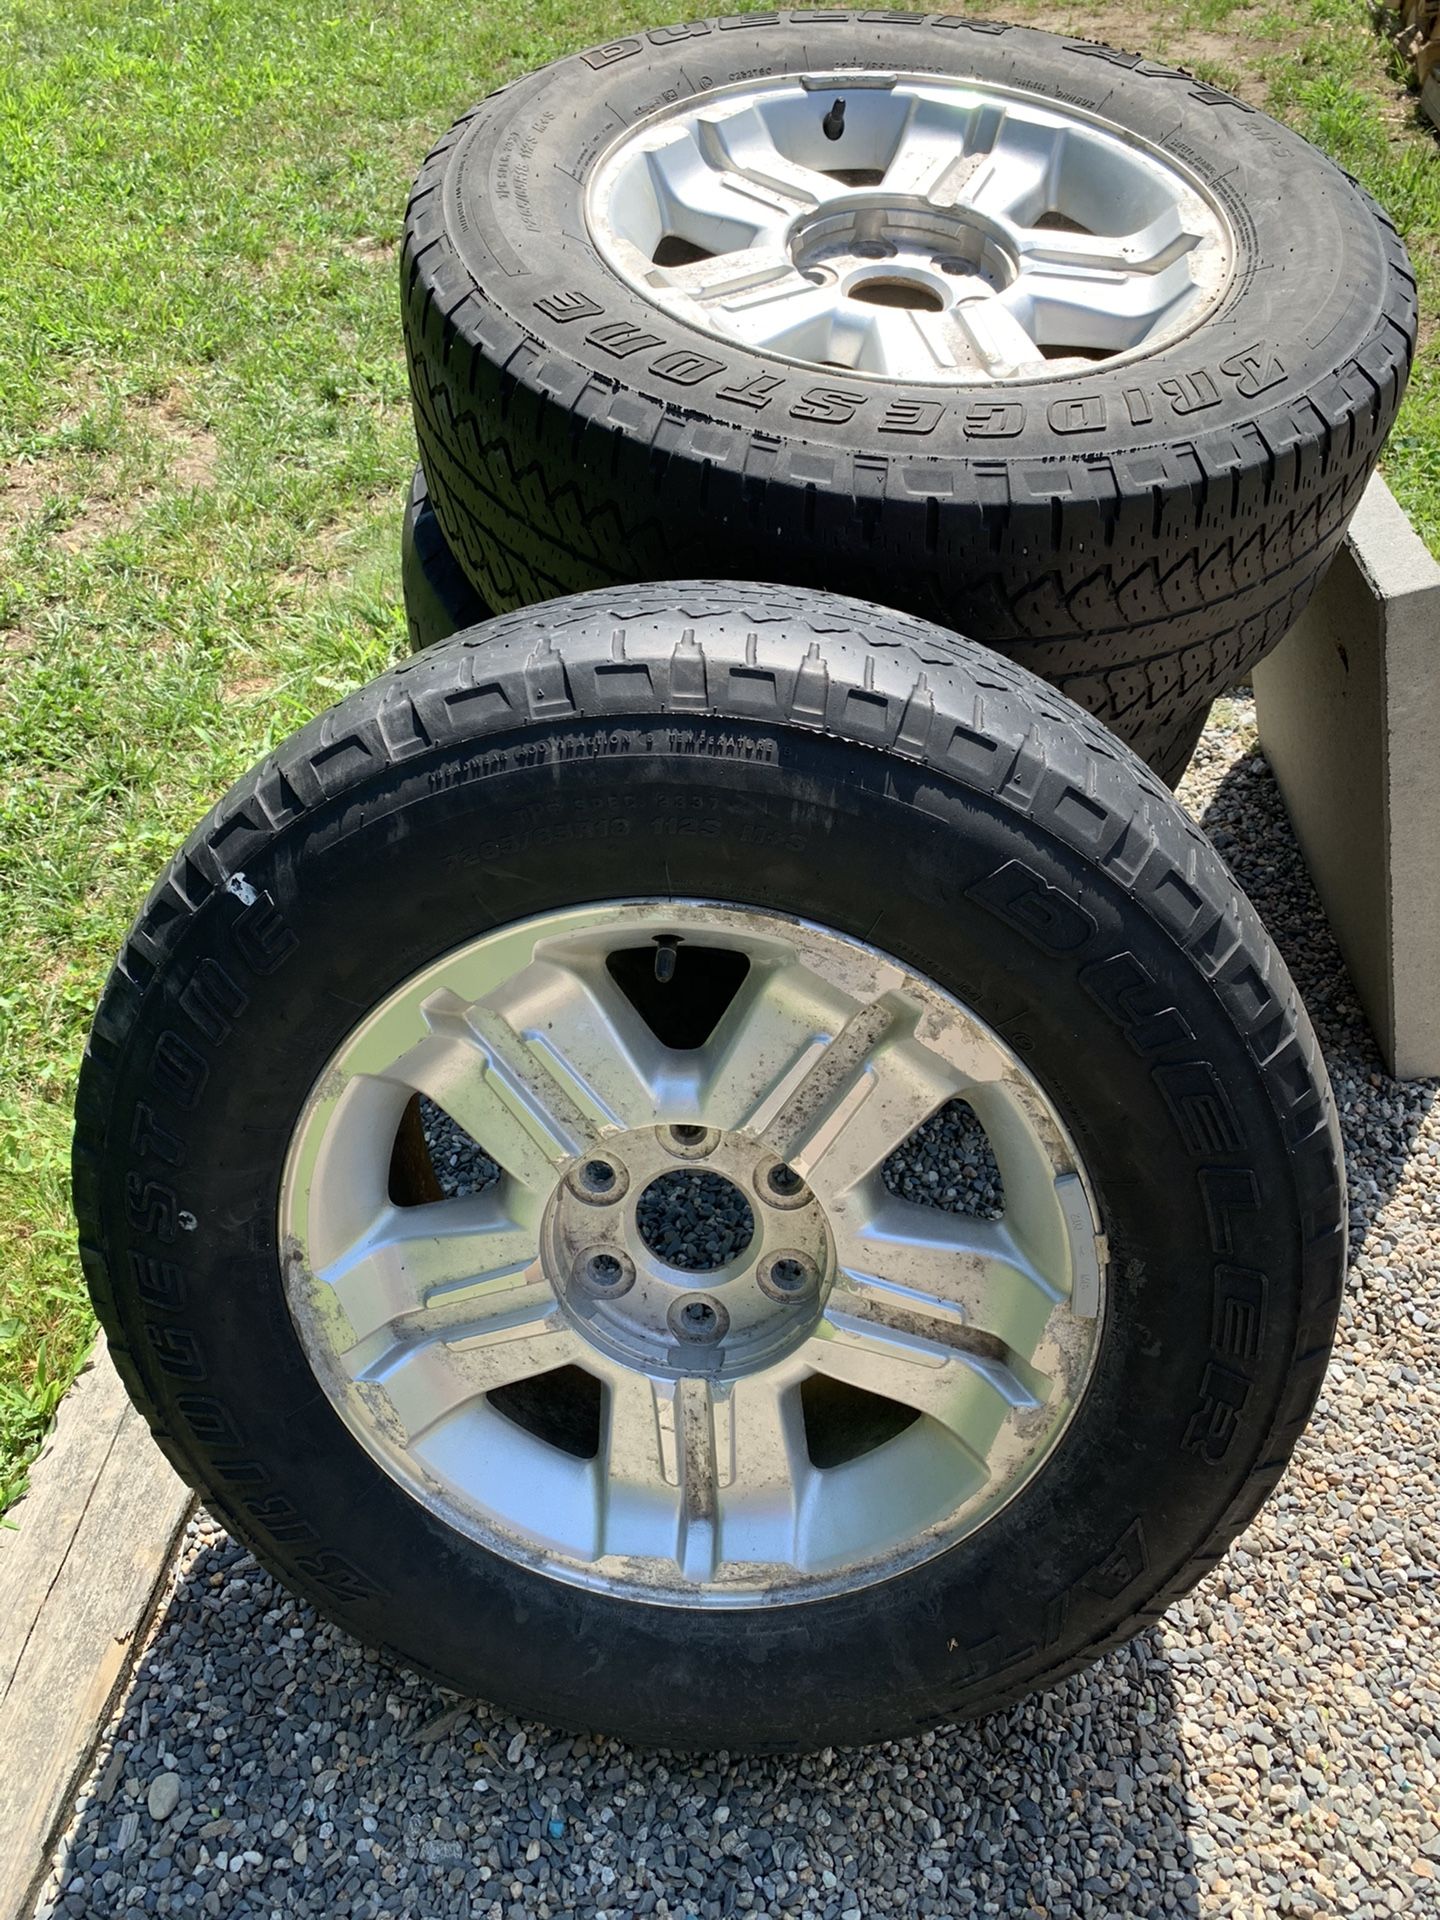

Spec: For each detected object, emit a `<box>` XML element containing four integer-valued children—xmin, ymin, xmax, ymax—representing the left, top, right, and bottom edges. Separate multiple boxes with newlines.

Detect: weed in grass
<box><xmin>1188</xmin><ymin>56</ymin><xmax>1250</xmax><ymax>91</ymax></box>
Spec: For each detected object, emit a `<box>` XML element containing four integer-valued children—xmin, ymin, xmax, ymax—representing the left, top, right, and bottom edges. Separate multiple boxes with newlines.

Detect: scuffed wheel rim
<box><xmin>282</xmin><ymin>902</ymin><xmax>1105</xmax><ymax>1606</ymax></box>
<box><xmin>586</xmin><ymin>72</ymin><xmax>1234</xmax><ymax>386</ymax></box>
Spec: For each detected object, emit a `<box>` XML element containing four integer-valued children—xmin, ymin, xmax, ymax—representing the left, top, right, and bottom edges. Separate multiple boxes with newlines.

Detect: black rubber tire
<box><xmin>74</xmin><ymin>582</ymin><xmax>1345</xmax><ymax>1751</ymax></box>
<box><xmin>400</xmin><ymin>459</ymin><xmax>1214</xmax><ymax>782</ymax></box>
<box><xmin>401</xmin><ymin>463</ymin><xmax>492</xmax><ymax>651</ymax></box>
<box><xmin>402</xmin><ymin>13</ymin><xmax>1415</xmax><ymax>778</ymax></box>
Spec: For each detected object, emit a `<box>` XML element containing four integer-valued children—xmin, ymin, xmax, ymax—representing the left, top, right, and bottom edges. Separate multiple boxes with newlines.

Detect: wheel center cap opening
<box><xmin>789</xmin><ymin>196</ymin><xmax>1017</xmax><ymax>307</ymax></box>
<box><xmin>635</xmin><ymin>1167</ymin><xmax>756</xmax><ymax>1273</ymax></box>
<box><xmin>847</xmin><ymin>272</ymin><xmax>946</xmax><ymax>313</ymax></box>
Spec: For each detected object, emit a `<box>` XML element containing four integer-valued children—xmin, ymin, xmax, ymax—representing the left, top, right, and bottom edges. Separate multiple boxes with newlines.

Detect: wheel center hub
<box><xmin>789</xmin><ymin>195</ymin><xmax>1017</xmax><ymax>311</ymax></box>
<box><xmin>635</xmin><ymin>1167</ymin><xmax>756</xmax><ymax>1270</ymax></box>
<box><xmin>543</xmin><ymin>1124</ymin><xmax>833</xmax><ymax>1379</ymax></box>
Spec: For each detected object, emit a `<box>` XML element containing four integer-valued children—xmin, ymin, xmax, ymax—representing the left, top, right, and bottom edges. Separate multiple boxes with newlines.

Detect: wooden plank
<box><xmin>0</xmin><ymin>1343</ymin><xmax>192</xmax><ymax>1920</ymax></box>
<box><xmin>1422</xmin><ymin>70</ymin><xmax>1440</xmax><ymax>132</ymax></box>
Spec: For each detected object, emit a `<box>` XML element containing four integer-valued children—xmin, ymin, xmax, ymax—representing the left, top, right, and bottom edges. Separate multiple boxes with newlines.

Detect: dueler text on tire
<box><xmin>75</xmin><ymin>584</ymin><xmax>1344</xmax><ymax>1749</ymax></box>
<box><xmin>402</xmin><ymin>13</ymin><xmax>1415</xmax><ymax>782</ymax></box>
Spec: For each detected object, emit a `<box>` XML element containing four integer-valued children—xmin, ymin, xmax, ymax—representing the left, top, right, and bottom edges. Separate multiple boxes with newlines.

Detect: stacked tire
<box><xmin>399</xmin><ymin>13</ymin><xmax>1414</xmax><ymax>781</ymax></box>
<box><xmin>76</xmin><ymin>16</ymin><xmax>1412</xmax><ymax>1749</ymax></box>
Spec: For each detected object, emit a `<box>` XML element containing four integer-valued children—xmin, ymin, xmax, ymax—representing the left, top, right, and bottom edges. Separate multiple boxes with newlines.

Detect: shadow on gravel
<box><xmin>38</xmin><ymin>1529</ymin><xmax>1205</xmax><ymax>1920</ymax></box>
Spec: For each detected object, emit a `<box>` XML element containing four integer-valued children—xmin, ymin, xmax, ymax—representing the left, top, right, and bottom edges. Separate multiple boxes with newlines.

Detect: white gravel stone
<box><xmin>144</xmin><ymin>1771</ymin><xmax>180</xmax><ymax>1824</ymax></box>
<box><xmin>27</xmin><ymin>697</ymin><xmax>1438</xmax><ymax>1920</ymax></box>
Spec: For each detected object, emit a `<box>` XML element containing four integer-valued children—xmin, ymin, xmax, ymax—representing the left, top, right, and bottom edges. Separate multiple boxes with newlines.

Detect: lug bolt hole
<box><xmin>755</xmin><ymin>1158</ymin><xmax>810</xmax><ymax>1209</ymax></box>
<box><xmin>667</xmin><ymin>1294</ymin><xmax>729</xmax><ymax>1344</ymax></box>
<box><xmin>570</xmin><ymin>1155</ymin><xmax>629</xmax><ymax>1205</ymax></box>
<box><xmin>574</xmin><ymin>1246</ymin><xmax>635</xmax><ymax>1298</ymax></box>
<box><xmin>670</xmin><ymin>1125</ymin><xmax>707</xmax><ymax>1146</ymax></box>
<box><xmin>758</xmin><ymin>1250</ymin><xmax>819</xmax><ymax>1304</ymax></box>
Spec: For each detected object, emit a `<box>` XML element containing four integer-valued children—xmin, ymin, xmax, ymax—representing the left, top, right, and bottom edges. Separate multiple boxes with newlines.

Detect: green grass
<box><xmin>1254</xmin><ymin>21</ymin><xmax>1440</xmax><ymax>545</ymax></box>
<box><xmin>0</xmin><ymin>0</ymin><xmax>1435</xmax><ymax>1510</ymax></box>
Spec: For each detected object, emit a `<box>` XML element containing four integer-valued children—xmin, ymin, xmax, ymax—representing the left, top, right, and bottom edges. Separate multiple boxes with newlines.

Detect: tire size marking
<box><xmin>491</xmin><ymin>107</ymin><xmax>557</xmax><ymax>236</ymax></box>
<box><xmin>430</xmin><ymin>777</ymin><xmax>807</xmax><ymax>871</ymax></box>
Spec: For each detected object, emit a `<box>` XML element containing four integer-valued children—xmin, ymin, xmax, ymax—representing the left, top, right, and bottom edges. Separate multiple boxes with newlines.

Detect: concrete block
<box><xmin>1253</xmin><ymin>475</ymin><xmax>1440</xmax><ymax>1080</ymax></box>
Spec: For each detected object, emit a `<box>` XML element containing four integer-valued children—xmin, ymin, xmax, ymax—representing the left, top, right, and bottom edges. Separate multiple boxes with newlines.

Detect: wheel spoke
<box><xmin>1000</xmin><ymin>260</ymin><xmax>1195</xmax><ymax>353</ymax></box>
<box><xmin>713</xmin><ymin>271</ymin><xmax>844</xmax><ymax>359</ymax></box>
<box><xmin>948</xmin><ymin>298</ymin><xmax>1045</xmax><ymax>379</ymax></box>
<box><xmin>599</xmin><ymin>1369</ymin><xmax>719</xmax><ymax>1580</ymax></box>
<box><xmin>649</xmin><ymin>247</ymin><xmax>794</xmax><ymax>304</ymax></box>
<box><xmin>1014</xmin><ymin>231</ymin><xmax>1144</xmax><ymax>276</ymax></box>
<box><xmin>1014</xmin><ymin>203</ymin><xmax>1205</xmax><ymax>278</ymax></box>
<box><xmin>598</xmin><ymin>1367</ymin><xmax>812</xmax><ymax>1580</ymax></box>
<box><xmin>374</xmin><ymin>1008</ymin><xmax>590</xmax><ymax>1197</ymax></box>
<box><xmin>1002</xmin><ymin>205</ymin><xmax>1212</xmax><ymax>356</ymax></box>
<box><xmin>957</xmin><ymin>118</ymin><xmax>1058</xmax><ymax>222</ymax></box>
<box><xmin>849</xmin><ymin>306</ymin><xmax>956</xmax><ymax>379</ymax></box>
<box><xmin>962</xmin><ymin>1083</ymin><xmax>1099</xmax><ymax>1313</ymax></box>
<box><xmin>880</xmin><ymin>95</ymin><xmax>998</xmax><ymax>203</ymax></box>
<box><xmin>644</xmin><ymin>130</ymin><xmax>793</xmax><ymax>251</ymax></box>
<box><xmin>711</xmin><ymin>1370</ymin><xmax>810</xmax><ymax>1568</ymax></box>
<box><xmin>351</xmin><ymin>1280</ymin><xmax>577</xmax><ymax>1446</ymax></box>
<box><xmin>762</xmin><ymin>995</ymin><xmax>1000</xmax><ymax>1202</ymax></box>
<box><xmin>486</xmin><ymin>953</ymin><xmax>675</xmax><ymax>1133</ymax></box>
<box><xmin>802</xmin><ymin>1297</ymin><xmax>1044</xmax><ymax>1468</ymax></box>
<box><xmin>695</xmin><ymin>957</ymin><xmax>853</xmax><ymax>1133</ymax></box>
<box><xmin>692</xmin><ymin>104</ymin><xmax>834</xmax><ymax>211</ymax></box>
<box><xmin>832</xmin><ymin>1191</ymin><xmax>1062</xmax><ymax>1354</ymax></box>
<box><xmin>312</xmin><ymin>1194</ymin><xmax>540</xmax><ymax>1348</ymax></box>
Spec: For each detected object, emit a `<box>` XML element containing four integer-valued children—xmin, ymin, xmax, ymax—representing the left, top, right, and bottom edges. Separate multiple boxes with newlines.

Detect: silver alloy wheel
<box><xmin>586</xmin><ymin>73</ymin><xmax>1234</xmax><ymax>384</ymax></box>
<box><xmin>282</xmin><ymin>903</ymin><xmax>1107</xmax><ymax>1605</ymax></box>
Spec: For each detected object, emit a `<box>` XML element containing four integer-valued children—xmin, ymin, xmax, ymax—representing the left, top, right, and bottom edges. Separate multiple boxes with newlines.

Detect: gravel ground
<box><xmin>634</xmin><ymin>1168</ymin><xmax>758</xmax><ymax>1271</ymax></box>
<box><xmin>881</xmin><ymin>1099</ymin><xmax>1005</xmax><ymax>1221</ymax></box>
<box><xmin>31</xmin><ymin>696</ymin><xmax>1440</xmax><ymax>1920</ymax></box>
<box><xmin>420</xmin><ymin>1097</ymin><xmax>499</xmax><ymax>1198</ymax></box>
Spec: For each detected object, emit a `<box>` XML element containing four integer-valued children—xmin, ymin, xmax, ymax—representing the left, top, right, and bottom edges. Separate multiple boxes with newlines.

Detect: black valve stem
<box><xmin>653</xmin><ymin>936</ymin><xmax>680</xmax><ymax>984</ymax></box>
